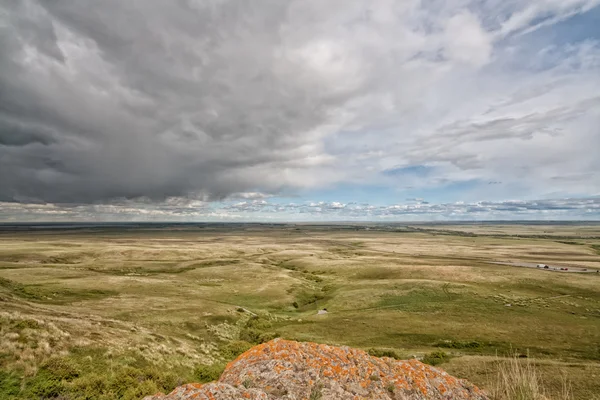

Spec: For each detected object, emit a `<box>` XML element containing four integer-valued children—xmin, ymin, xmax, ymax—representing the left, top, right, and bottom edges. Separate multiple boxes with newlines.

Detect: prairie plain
<box><xmin>1</xmin><ymin>223</ymin><xmax>600</xmax><ymax>399</ymax></box>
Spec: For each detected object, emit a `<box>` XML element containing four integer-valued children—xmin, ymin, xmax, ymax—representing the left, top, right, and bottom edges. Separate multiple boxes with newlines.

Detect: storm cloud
<box><xmin>1</xmin><ymin>1</ymin><xmax>599</xmax><ymax>219</ymax></box>
<box><xmin>1</xmin><ymin>0</ymin><xmax>350</xmax><ymax>203</ymax></box>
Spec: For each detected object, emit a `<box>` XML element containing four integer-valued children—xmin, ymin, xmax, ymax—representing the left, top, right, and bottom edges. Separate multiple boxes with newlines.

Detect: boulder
<box><xmin>144</xmin><ymin>338</ymin><xmax>488</xmax><ymax>399</ymax></box>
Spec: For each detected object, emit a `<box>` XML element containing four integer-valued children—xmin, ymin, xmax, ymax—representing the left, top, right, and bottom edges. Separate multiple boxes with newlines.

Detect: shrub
<box><xmin>220</xmin><ymin>340</ymin><xmax>253</xmax><ymax>359</ymax></box>
<box><xmin>40</xmin><ymin>357</ymin><xmax>80</xmax><ymax>380</ymax></box>
<box><xmin>141</xmin><ymin>365</ymin><xmax>180</xmax><ymax>390</ymax></box>
<box><xmin>193</xmin><ymin>363</ymin><xmax>226</xmax><ymax>383</ymax></box>
<box><xmin>239</xmin><ymin>316</ymin><xmax>279</xmax><ymax>344</ymax></box>
<box><xmin>24</xmin><ymin>369</ymin><xmax>67</xmax><ymax>398</ymax></box>
<box><xmin>257</xmin><ymin>331</ymin><xmax>279</xmax><ymax>343</ymax></box>
<box><xmin>70</xmin><ymin>372</ymin><xmax>109</xmax><ymax>398</ymax></box>
<box><xmin>13</xmin><ymin>319</ymin><xmax>40</xmax><ymax>330</ymax></box>
<box><xmin>422</xmin><ymin>351</ymin><xmax>450</xmax><ymax>366</ymax></box>
<box><xmin>22</xmin><ymin>356</ymin><xmax>82</xmax><ymax>398</ymax></box>
<box><xmin>368</xmin><ymin>348</ymin><xmax>401</xmax><ymax>359</ymax></box>
<box><xmin>239</xmin><ymin>328</ymin><xmax>279</xmax><ymax>344</ymax></box>
<box><xmin>110</xmin><ymin>366</ymin><xmax>149</xmax><ymax>397</ymax></box>
<box><xmin>63</xmin><ymin>350</ymin><xmax>184</xmax><ymax>399</ymax></box>
<box><xmin>121</xmin><ymin>380</ymin><xmax>160</xmax><ymax>400</ymax></box>
<box><xmin>241</xmin><ymin>316</ymin><xmax>270</xmax><ymax>333</ymax></box>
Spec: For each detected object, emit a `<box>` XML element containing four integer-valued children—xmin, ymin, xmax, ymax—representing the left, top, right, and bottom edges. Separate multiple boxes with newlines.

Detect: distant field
<box><xmin>1</xmin><ymin>223</ymin><xmax>599</xmax><ymax>399</ymax></box>
<box><xmin>408</xmin><ymin>222</ymin><xmax>600</xmax><ymax>238</ymax></box>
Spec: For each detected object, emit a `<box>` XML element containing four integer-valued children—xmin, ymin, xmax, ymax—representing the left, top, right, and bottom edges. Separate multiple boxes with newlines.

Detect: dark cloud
<box><xmin>0</xmin><ymin>0</ymin><xmax>354</xmax><ymax>204</ymax></box>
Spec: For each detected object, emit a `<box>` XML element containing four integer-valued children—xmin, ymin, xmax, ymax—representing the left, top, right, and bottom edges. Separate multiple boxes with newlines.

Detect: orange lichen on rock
<box><xmin>144</xmin><ymin>383</ymin><xmax>268</xmax><ymax>400</ymax></box>
<box><xmin>144</xmin><ymin>339</ymin><xmax>489</xmax><ymax>400</ymax></box>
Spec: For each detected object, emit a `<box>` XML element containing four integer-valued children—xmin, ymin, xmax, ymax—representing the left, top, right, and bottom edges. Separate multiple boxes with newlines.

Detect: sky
<box><xmin>0</xmin><ymin>0</ymin><xmax>599</xmax><ymax>222</ymax></box>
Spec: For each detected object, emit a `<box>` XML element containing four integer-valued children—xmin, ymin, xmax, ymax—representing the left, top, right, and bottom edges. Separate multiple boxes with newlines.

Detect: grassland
<box><xmin>1</xmin><ymin>223</ymin><xmax>599</xmax><ymax>399</ymax></box>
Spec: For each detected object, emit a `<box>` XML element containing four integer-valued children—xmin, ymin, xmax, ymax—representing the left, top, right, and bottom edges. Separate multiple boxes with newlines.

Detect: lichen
<box><xmin>144</xmin><ymin>339</ymin><xmax>489</xmax><ymax>399</ymax></box>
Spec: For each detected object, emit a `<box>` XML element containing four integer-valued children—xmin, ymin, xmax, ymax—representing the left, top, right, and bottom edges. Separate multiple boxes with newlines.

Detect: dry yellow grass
<box><xmin>1</xmin><ymin>223</ymin><xmax>599</xmax><ymax>398</ymax></box>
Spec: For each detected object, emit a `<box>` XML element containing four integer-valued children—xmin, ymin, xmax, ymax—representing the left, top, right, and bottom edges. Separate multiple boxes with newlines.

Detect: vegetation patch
<box><xmin>0</xmin><ymin>338</ymin><xmax>195</xmax><ymax>400</ymax></box>
<box><xmin>368</xmin><ymin>348</ymin><xmax>401</xmax><ymax>359</ymax></box>
<box><xmin>353</xmin><ymin>267</ymin><xmax>401</xmax><ymax>280</ymax></box>
<box><xmin>188</xmin><ymin>259</ymin><xmax>241</xmax><ymax>269</ymax></box>
<box><xmin>436</xmin><ymin>340</ymin><xmax>482</xmax><ymax>350</ymax></box>
<box><xmin>41</xmin><ymin>256</ymin><xmax>81</xmax><ymax>264</ymax></box>
<box><xmin>0</xmin><ymin>277</ymin><xmax>116</xmax><ymax>304</ymax></box>
<box><xmin>309</xmin><ymin>383</ymin><xmax>323</xmax><ymax>400</ymax></box>
<box><xmin>376</xmin><ymin>287</ymin><xmax>458</xmax><ymax>311</ymax></box>
<box><xmin>220</xmin><ymin>340</ymin><xmax>253</xmax><ymax>359</ymax></box>
<box><xmin>422</xmin><ymin>350</ymin><xmax>451</xmax><ymax>366</ymax></box>
<box><xmin>194</xmin><ymin>362</ymin><xmax>226</xmax><ymax>383</ymax></box>
<box><xmin>292</xmin><ymin>283</ymin><xmax>335</xmax><ymax>311</ymax></box>
<box><xmin>239</xmin><ymin>316</ymin><xmax>279</xmax><ymax>345</ymax></box>
<box><xmin>11</xmin><ymin>318</ymin><xmax>40</xmax><ymax>330</ymax></box>
<box><xmin>0</xmin><ymin>371</ymin><xmax>21</xmax><ymax>398</ymax></box>
<box><xmin>294</xmin><ymin>290</ymin><xmax>327</xmax><ymax>308</ymax></box>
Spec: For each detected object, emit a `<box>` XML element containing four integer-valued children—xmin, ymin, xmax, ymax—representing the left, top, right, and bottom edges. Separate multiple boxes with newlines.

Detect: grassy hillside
<box><xmin>1</xmin><ymin>224</ymin><xmax>599</xmax><ymax>399</ymax></box>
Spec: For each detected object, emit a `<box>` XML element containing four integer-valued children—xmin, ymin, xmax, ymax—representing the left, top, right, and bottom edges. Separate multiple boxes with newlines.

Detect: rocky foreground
<box><xmin>144</xmin><ymin>338</ymin><xmax>488</xmax><ymax>399</ymax></box>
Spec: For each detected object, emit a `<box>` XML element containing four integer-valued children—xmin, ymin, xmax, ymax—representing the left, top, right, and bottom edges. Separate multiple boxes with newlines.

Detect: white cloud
<box><xmin>498</xmin><ymin>0</ymin><xmax>600</xmax><ymax>37</ymax></box>
<box><xmin>1</xmin><ymin>197</ymin><xmax>598</xmax><ymax>222</ymax></box>
<box><xmin>444</xmin><ymin>12</ymin><xmax>492</xmax><ymax>66</ymax></box>
<box><xmin>0</xmin><ymin>0</ymin><xmax>598</xmax><ymax>218</ymax></box>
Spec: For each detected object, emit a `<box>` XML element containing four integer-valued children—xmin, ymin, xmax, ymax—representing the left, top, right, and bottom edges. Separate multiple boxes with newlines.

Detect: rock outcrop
<box><xmin>144</xmin><ymin>338</ymin><xmax>488</xmax><ymax>399</ymax></box>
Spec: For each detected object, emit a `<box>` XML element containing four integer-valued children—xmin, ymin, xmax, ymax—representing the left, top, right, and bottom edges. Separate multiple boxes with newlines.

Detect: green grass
<box><xmin>194</xmin><ymin>363</ymin><xmax>226</xmax><ymax>384</ymax></box>
<box><xmin>2</xmin><ymin>348</ymin><xmax>193</xmax><ymax>400</ymax></box>
<box><xmin>0</xmin><ymin>277</ymin><xmax>116</xmax><ymax>304</ymax></box>
<box><xmin>0</xmin><ymin>371</ymin><xmax>21</xmax><ymax>398</ymax></box>
<box><xmin>238</xmin><ymin>315</ymin><xmax>280</xmax><ymax>344</ymax></box>
<box><xmin>88</xmin><ymin>259</ymin><xmax>241</xmax><ymax>276</ymax></box>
